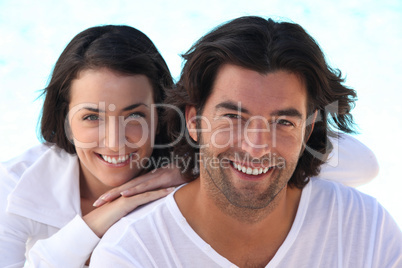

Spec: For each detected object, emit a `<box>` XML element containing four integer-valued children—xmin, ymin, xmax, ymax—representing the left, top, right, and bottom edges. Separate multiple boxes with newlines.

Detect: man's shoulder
<box><xmin>308</xmin><ymin>178</ymin><xmax>380</xmax><ymax>218</ymax></box>
<box><xmin>301</xmin><ymin>178</ymin><xmax>402</xmax><ymax>267</ymax></box>
<box><xmin>125</xmin><ymin>194</ymin><xmax>171</xmax><ymax>222</ymax></box>
<box><xmin>97</xmin><ymin>193</ymin><xmax>177</xmax><ymax>254</ymax></box>
<box><xmin>310</xmin><ymin>177</ymin><xmax>376</xmax><ymax>202</ymax></box>
<box><xmin>106</xmin><ymin>193</ymin><xmax>173</xmax><ymax>238</ymax></box>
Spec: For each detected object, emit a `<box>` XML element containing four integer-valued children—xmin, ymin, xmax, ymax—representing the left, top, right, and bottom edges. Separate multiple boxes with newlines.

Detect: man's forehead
<box><xmin>206</xmin><ymin>65</ymin><xmax>309</xmax><ymax>117</ymax></box>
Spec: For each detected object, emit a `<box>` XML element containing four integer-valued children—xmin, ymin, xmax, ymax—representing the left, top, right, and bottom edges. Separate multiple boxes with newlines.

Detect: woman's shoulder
<box><xmin>1</xmin><ymin>143</ymin><xmax>53</xmax><ymax>179</ymax></box>
<box><xmin>0</xmin><ymin>144</ymin><xmax>54</xmax><ymax>217</ymax></box>
<box><xmin>320</xmin><ymin>133</ymin><xmax>379</xmax><ymax>187</ymax></box>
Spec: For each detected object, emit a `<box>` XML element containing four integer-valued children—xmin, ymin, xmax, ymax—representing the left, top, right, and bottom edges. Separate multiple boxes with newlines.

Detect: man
<box><xmin>90</xmin><ymin>16</ymin><xmax>402</xmax><ymax>267</ymax></box>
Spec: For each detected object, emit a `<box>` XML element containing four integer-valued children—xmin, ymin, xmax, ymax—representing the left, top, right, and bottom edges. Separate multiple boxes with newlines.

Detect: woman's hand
<box><xmin>83</xmin><ymin>187</ymin><xmax>174</xmax><ymax>238</ymax></box>
<box><xmin>84</xmin><ymin>165</ymin><xmax>185</xmax><ymax>238</ymax></box>
<box><xmin>93</xmin><ymin>165</ymin><xmax>185</xmax><ymax>207</ymax></box>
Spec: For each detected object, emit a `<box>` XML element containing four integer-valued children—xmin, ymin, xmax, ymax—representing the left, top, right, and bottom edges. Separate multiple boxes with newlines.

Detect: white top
<box><xmin>90</xmin><ymin>178</ymin><xmax>402</xmax><ymax>268</ymax></box>
<box><xmin>0</xmin><ymin>145</ymin><xmax>99</xmax><ymax>268</ymax></box>
<box><xmin>0</xmin><ymin>134</ymin><xmax>379</xmax><ymax>267</ymax></box>
<box><xmin>320</xmin><ymin>134</ymin><xmax>379</xmax><ymax>187</ymax></box>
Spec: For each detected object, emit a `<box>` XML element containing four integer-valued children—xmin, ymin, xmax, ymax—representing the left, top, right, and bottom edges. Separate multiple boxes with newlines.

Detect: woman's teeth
<box><xmin>233</xmin><ymin>162</ymin><xmax>270</xmax><ymax>175</ymax></box>
<box><xmin>101</xmin><ymin>153</ymin><xmax>131</xmax><ymax>164</ymax></box>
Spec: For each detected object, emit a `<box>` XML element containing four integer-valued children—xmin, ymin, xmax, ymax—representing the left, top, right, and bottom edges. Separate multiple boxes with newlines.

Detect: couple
<box><xmin>1</xmin><ymin>16</ymin><xmax>401</xmax><ymax>267</ymax></box>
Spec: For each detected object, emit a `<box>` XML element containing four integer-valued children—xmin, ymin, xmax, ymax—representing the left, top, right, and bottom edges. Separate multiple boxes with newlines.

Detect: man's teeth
<box><xmin>101</xmin><ymin>153</ymin><xmax>131</xmax><ymax>164</ymax></box>
<box><xmin>233</xmin><ymin>162</ymin><xmax>270</xmax><ymax>175</ymax></box>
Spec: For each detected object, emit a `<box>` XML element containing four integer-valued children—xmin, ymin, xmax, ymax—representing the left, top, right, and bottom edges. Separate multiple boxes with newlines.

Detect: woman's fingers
<box><xmin>118</xmin><ymin>187</ymin><xmax>175</xmax><ymax>215</ymax></box>
<box><xmin>120</xmin><ymin>166</ymin><xmax>183</xmax><ymax>197</ymax></box>
<box><xmin>119</xmin><ymin>174</ymin><xmax>163</xmax><ymax>197</ymax></box>
<box><xmin>94</xmin><ymin>165</ymin><xmax>184</xmax><ymax>207</ymax></box>
<box><xmin>85</xmin><ymin>187</ymin><xmax>175</xmax><ymax>238</ymax></box>
<box><xmin>93</xmin><ymin>170</ymin><xmax>161</xmax><ymax>207</ymax></box>
<box><xmin>95</xmin><ymin>173</ymin><xmax>155</xmax><ymax>205</ymax></box>
<box><xmin>92</xmin><ymin>198</ymin><xmax>107</xmax><ymax>207</ymax></box>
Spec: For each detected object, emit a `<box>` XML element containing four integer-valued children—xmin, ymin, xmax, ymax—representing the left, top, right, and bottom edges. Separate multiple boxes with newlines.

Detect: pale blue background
<box><xmin>0</xmin><ymin>0</ymin><xmax>401</xmax><ymax>229</ymax></box>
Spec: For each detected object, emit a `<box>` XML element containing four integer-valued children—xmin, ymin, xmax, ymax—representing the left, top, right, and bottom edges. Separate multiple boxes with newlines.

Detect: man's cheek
<box><xmin>210</xmin><ymin>126</ymin><xmax>237</xmax><ymax>149</ymax></box>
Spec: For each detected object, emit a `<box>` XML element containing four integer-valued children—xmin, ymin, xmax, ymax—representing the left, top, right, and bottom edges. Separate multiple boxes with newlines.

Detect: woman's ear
<box><xmin>155</xmin><ymin>111</ymin><xmax>160</xmax><ymax>135</ymax></box>
<box><xmin>185</xmin><ymin>105</ymin><xmax>198</xmax><ymax>142</ymax></box>
<box><xmin>64</xmin><ymin>114</ymin><xmax>74</xmax><ymax>145</ymax></box>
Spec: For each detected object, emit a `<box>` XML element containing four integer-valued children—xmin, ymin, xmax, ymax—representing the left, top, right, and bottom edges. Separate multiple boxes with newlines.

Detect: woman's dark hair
<box><xmin>164</xmin><ymin>16</ymin><xmax>357</xmax><ymax>188</ymax></box>
<box><xmin>40</xmin><ymin>25</ymin><xmax>173</xmax><ymax>162</ymax></box>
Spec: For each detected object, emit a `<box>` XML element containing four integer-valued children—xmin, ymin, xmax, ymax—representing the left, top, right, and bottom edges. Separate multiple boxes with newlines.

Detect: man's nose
<box><xmin>241</xmin><ymin>119</ymin><xmax>271</xmax><ymax>159</ymax></box>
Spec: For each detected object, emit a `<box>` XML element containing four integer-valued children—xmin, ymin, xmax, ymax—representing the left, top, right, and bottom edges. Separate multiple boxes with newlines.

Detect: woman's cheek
<box><xmin>125</xmin><ymin>122</ymin><xmax>153</xmax><ymax>150</ymax></box>
<box><xmin>70</xmin><ymin>124</ymin><xmax>102</xmax><ymax>148</ymax></box>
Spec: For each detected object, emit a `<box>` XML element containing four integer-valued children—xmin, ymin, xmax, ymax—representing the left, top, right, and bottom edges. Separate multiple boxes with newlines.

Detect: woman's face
<box><xmin>68</xmin><ymin>68</ymin><xmax>158</xmax><ymax>189</ymax></box>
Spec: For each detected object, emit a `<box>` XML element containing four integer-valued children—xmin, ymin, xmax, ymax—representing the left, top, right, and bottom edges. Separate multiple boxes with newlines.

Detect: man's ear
<box><xmin>185</xmin><ymin>106</ymin><xmax>198</xmax><ymax>142</ymax></box>
<box><xmin>306</xmin><ymin>110</ymin><xmax>318</xmax><ymax>141</ymax></box>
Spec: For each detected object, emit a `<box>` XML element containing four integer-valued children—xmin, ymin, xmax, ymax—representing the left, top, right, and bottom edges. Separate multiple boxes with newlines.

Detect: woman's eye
<box><xmin>127</xmin><ymin>112</ymin><xmax>145</xmax><ymax>119</ymax></box>
<box><xmin>83</xmin><ymin>114</ymin><xmax>99</xmax><ymax>121</ymax></box>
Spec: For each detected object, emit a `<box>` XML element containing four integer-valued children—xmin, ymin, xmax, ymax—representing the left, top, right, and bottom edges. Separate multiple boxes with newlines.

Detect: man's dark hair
<box><xmin>40</xmin><ymin>25</ymin><xmax>173</xmax><ymax>161</ymax></box>
<box><xmin>164</xmin><ymin>16</ymin><xmax>356</xmax><ymax>188</ymax></box>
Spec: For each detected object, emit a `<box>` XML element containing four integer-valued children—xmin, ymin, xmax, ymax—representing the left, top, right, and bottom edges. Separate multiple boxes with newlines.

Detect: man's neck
<box><xmin>174</xmin><ymin>178</ymin><xmax>302</xmax><ymax>267</ymax></box>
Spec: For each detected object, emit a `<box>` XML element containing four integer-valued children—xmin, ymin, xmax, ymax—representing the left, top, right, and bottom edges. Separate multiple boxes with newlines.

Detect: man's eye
<box><xmin>223</xmin><ymin>113</ymin><xmax>241</xmax><ymax>119</ymax></box>
<box><xmin>83</xmin><ymin>114</ymin><xmax>99</xmax><ymax>121</ymax></box>
<box><xmin>276</xmin><ymin>119</ymin><xmax>293</xmax><ymax>126</ymax></box>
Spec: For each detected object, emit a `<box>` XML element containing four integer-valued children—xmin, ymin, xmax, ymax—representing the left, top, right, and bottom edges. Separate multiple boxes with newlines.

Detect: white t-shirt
<box><xmin>90</xmin><ymin>178</ymin><xmax>402</xmax><ymax>268</ymax></box>
<box><xmin>0</xmin><ymin>134</ymin><xmax>380</xmax><ymax>267</ymax></box>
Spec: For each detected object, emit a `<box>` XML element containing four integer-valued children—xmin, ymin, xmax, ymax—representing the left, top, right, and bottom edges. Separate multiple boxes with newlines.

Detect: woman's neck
<box><xmin>79</xmin><ymin>164</ymin><xmax>112</xmax><ymax>205</ymax></box>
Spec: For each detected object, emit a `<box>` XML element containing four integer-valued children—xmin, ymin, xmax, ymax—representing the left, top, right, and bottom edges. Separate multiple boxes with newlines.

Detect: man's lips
<box><xmin>232</xmin><ymin>161</ymin><xmax>274</xmax><ymax>176</ymax></box>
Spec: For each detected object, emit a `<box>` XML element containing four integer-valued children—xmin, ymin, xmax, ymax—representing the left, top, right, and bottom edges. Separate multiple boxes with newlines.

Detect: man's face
<box><xmin>187</xmin><ymin>64</ymin><xmax>309</xmax><ymax>210</ymax></box>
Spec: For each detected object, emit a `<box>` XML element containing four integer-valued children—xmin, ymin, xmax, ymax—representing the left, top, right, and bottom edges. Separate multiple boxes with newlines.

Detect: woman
<box><xmin>0</xmin><ymin>25</ymin><xmax>185</xmax><ymax>267</ymax></box>
<box><xmin>0</xmin><ymin>25</ymin><xmax>379</xmax><ymax>268</ymax></box>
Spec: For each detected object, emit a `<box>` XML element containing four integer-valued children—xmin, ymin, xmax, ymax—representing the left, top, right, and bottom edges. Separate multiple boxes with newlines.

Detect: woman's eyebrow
<box><xmin>122</xmin><ymin>103</ymin><xmax>148</xmax><ymax>111</ymax></box>
<box><xmin>78</xmin><ymin>103</ymin><xmax>149</xmax><ymax>113</ymax></box>
<box><xmin>80</xmin><ymin>107</ymin><xmax>103</xmax><ymax>113</ymax></box>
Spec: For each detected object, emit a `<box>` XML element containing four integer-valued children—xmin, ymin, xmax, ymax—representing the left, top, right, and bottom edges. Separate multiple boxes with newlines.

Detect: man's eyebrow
<box><xmin>215</xmin><ymin>101</ymin><xmax>302</xmax><ymax>118</ymax></box>
<box><xmin>215</xmin><ymin>101</ymin><xmax>250</xmax><ymax>114</ymax></box>
<box><xmin>271</xmin><ymin>108</ymin><xmax>303</xmax><ymax>118</ymax></box>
